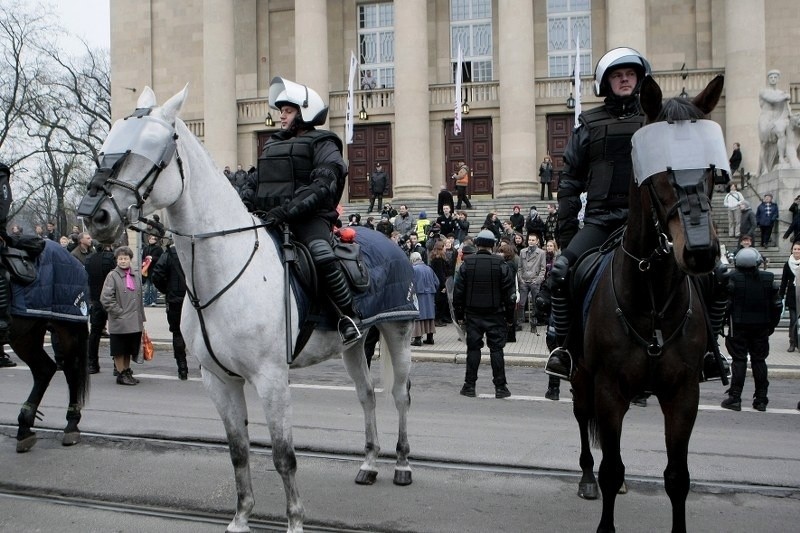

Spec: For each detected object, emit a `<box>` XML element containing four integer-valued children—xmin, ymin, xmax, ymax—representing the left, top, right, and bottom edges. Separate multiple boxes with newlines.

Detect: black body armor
<box><xmin>728</xmin><ymin>270</ymin><xmax>777</xmax><ymax>326</ymax></box>
<box><xmin>463</xmin><ymin>253</ymin><xmax>505</xmax><ymax>312</ymax></box>
<box><xmin>256</xmin><ymin>130</ymin><xmax>343</xmax><ymax>212</ymax></box>
<box><xmin>581</xmin><ymin>105</ymin><xmax>645</xmax><ymax>210</ymax></box>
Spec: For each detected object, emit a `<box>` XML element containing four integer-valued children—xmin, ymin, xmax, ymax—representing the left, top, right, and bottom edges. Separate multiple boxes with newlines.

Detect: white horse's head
<box><xmin>78</xmin><ymin>85</ymin><xmax>189</xmax><ymax>244</ymax></box>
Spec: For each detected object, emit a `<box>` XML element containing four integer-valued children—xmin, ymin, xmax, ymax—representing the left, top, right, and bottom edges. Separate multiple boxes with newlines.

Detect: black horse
<box><xmin>10</xmin><ymin>240</ymin><xmax>90</xmax><ymax>452</ymax></box>
<box><xmin>569</xmin><ymin>74</ymin><xmax>726</xmax><ymax>533</ymax></box>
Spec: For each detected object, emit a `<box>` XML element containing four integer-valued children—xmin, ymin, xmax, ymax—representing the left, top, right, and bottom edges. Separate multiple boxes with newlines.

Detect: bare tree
<box><xmin>1</xmin><ymin>0</ymin><xmax>111</xmax><ymax>237</ymax></box>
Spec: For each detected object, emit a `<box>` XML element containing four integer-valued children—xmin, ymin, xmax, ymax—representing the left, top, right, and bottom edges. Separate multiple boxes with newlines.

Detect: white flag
<box><xmin>346</xmin><ymin>51</ymin><xmax>358</xmax><ymax>144</ymax></box>
<box><xmin>454</xmin><ymin>43</ymin><xmax>463</xmax><ymax>136</ymax></box>
<box><xmin>573</xmin><ymin>34</ymin><xmax>582</xmax><ymax>127</ymax></box>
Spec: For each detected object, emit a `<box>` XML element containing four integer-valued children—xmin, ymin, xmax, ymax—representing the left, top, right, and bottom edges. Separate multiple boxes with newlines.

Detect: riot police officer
<box><xmin>721</xmin><ymin>248</ymin><xmax>782</xmax><ymax>411</ymax></box>
<box><xmin>453</xmin><ymin>230</ymin><xmax>516</xmax><ymax>399</ymax></box>
<box><xmin>240</xmin><ymin>77</ymin><xmax>361</xmax><ymax>345</ymax></box>
<box><xmin>537</xmin><ymin>47</ymin><xmax>652</xmax><ymax>378</ymax></box>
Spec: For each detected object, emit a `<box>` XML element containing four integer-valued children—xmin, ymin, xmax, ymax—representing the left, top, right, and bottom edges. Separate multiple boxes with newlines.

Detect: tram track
<box><xmin>3</xmin><ymin>424</ymin><xmax>799</xmax><ymax>499</ymax></box>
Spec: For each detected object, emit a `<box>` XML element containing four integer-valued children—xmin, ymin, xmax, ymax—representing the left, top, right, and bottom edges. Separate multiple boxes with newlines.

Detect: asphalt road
<box><xmin>1</xmin><ymin>353</ymin><xmax>799</xmax><ymax>532</ymax></box>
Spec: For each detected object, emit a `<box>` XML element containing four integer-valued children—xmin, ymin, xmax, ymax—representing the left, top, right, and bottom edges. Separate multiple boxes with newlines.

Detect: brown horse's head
<box><xmin>633</xmin><ymin>75</ymin><xmax>726</xmax><ymax>274</ymax></box>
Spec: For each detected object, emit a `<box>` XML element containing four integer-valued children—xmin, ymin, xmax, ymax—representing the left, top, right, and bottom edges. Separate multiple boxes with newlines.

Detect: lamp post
<box><xmin>461</xmin><ymin>101</ymin><xmax>470</xmax><ymax>115</ymax></box>
<box><xmin>264</xmin><ymin>113</ymin><xmax>274</xmax><ymax>127</ymax></box>
<box><xmin>566</xmin><ymin>93</ymin><xmax>576</xmax><ymax>110</ymax></box>
<box><xmin>358</xmin><ymin>106</ymin><xmax>369</xmax><ymax>120</ymax></box>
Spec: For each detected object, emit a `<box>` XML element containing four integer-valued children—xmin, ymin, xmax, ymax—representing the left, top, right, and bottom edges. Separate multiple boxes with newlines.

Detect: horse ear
<box><xmin>692</xmin><ymin>75</ymin><xmax>724</xmax><ymax>115</ymax></box>
<box><xmin>137</xmin><ymin>87</ymin><xmax>157</xmax><ymax>109</ymax></box>
<box><xmin>161</xmin><ymin>84</ymin><xmax>189</xmax><ymax>124</ymax></box>
<box><xmin>639</xmin><ymin>75</ymin><xmax>662</xmax><ymax>123</ymax></box>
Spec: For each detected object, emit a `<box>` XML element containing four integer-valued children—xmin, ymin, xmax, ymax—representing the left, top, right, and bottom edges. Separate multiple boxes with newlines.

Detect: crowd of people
<box><xmin>4</xmin><ymin>60</ymin><xmax>800</xmax><ymax>412</ymax></box>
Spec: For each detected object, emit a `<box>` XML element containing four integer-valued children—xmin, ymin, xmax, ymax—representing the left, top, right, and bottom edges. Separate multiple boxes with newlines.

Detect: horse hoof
<box><xmin>578</xmin><ymin>482</ymin><xmax>599</xmax><ymax>500</ymax></box>
<box><xmin>62</xmin><ymin>431</ymin><xmax>81</xmax><ymax>446</ymax></box>
<box><xmin>355</xmin><ymin>469</ymin><xmax>378</xmax><ymax>485</ymax></box>
<box><xmin>16</xmin><ymin>434</ymin><xmax>37</xmax><ymax>453</ymax></box>
<box><xmin>618</xmin><ymin>481</ymin><xmax>628</xmax><ymax>494</ymax></box>
<box><xmin>393</xmin><ymin>470</ymin><xmax>412</xmax><ymax>486</ymax></box>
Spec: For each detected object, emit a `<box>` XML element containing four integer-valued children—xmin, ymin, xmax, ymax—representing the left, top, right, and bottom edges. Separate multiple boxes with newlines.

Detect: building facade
<box><xmin>110</xmin><ymin>0</ymin><xmax>799</xmax><ymax>202</ymax></box>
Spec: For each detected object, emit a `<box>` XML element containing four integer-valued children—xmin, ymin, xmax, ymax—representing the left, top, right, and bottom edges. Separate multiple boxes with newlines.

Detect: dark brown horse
<box><xmin>569</xmin><ymin>74</ymin><xmax>726</xmax><ymax>533</ymax></box>
<box><xmin>10</xmin><ymin>240</ymin><xmax>90</xmax><ymax>452</ymax></box>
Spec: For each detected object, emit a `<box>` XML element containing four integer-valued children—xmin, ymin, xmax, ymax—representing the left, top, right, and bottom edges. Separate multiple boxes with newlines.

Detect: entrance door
<box><xmin>443</xmin><ymin>118</ymin><xmax>493</xmax><ymax>196</ymax></box>
<box><xmin>346</xmin><ymin>124</ymin><xmax>393</xmax><ymax>199</ymax></box>
<box><xmin>546</xmin><ymin>114</ymin><xmax>574</xmax><ymax>191</ymax></box>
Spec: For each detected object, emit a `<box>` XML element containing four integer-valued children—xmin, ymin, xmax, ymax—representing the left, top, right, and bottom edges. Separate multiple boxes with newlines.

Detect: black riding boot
<box><xmin>320</xmin><ymin>262</ymin><xmax>362</xmax><ymax>345</ymax></box>
<box><xmin>0</xmin><ymin>272</ymin><xmax>10</xmax><ymax>344</ymax></box>
<box><xmin>702</xmin><ymin>267</ymin><xmax>731</xmax><ymax>383</ymax></box>
<box><xmin>544</xmin><ymin>288</ymin><xmax>572</xmax><ymax>379</ymax></box>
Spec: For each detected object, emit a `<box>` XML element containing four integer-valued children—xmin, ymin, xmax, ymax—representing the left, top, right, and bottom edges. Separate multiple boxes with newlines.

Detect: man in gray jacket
<box><xmin>517</xmin><ymin>234</ymin><xmax>546</xmax><ymax>330</ymax></box>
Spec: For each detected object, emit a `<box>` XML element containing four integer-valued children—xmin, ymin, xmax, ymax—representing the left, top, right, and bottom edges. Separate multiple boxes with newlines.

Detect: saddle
<box><xmin>1</xmin><ymin>235</ymin><xmax>47</xmax><ymax>286</ymax></box>
<box><xmin>283</xmin><ymin>229</ymin><xmax>370</xmax><ymax>297</ymax></box>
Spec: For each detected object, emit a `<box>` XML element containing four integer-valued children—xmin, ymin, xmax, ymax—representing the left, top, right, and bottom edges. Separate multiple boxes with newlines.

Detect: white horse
<box><xmin>79</xmin><ymin>86</ymin><xmax>415</xmax><ymax>533</ymax></box>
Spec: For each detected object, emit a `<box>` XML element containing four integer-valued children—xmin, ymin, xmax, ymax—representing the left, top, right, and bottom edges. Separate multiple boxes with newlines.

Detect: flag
<box><xmin>573</xmin><ymin>34</ymin><xmax>582</xmax><ymax>128</ymax></box>
<box><xmin>346</xmin><ymin>51</ymin><xmax>358</xmax><ymax>144</ymax></box>
<box><xmin>454</xmin><ymin>42</ymin><xmax>463</xmax><ymax>136</ymax></box>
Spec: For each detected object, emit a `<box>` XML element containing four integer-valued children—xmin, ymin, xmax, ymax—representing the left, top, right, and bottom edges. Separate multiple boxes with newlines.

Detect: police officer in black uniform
<box><xmin>453</xmin><ymin>230</ymin><xmax>516</xmax><ymax>399</ymax></box>
<box><xmin>0</xmin><ymin>163</ymin><xmax>14</xmax><ymax>368</ymax></box>
<box><xmin>240</xmin><ymin>77</ymin><xmax>361</xmax><ymax>344</ymax></box>
<box><xmin>721</xmin><ymin>247</ymin><xmax>782</xmax><ymax>411</ymax></box>
<box><xmin>151</xmin><ymin>243</ymin><xmax>189</xmax><ymax>380</ymax></box>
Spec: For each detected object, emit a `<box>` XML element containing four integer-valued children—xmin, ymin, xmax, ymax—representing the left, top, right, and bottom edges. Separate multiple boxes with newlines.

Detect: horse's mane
<box><xmin>653</xmin><ymin>97</ymin><xmax>706</xmax><ymax>123</ymax></box>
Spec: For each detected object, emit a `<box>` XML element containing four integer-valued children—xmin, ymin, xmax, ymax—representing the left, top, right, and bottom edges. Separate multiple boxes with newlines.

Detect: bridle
<box><xmin>77</xmin><ymin>107</ymin><xmax>185</xmax><ymax>228</ymax></box>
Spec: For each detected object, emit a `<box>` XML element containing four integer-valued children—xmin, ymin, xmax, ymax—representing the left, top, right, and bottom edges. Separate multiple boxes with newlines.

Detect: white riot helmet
<box><xmin>593</xmin><ymin>47</ymin><xmax>652</xmax><ymax>97</ymax></box>
<box><xmin>268</xmin><ymin>77</ymin><xmax>328</xmax><ymax>126</ymax></box>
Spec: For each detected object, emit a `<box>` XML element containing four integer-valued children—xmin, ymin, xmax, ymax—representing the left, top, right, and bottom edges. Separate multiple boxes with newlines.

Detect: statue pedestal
<box><xmin>757</xmin><ymin>168</ymin><xmax>800</xmax><ymax>254</ymax></box>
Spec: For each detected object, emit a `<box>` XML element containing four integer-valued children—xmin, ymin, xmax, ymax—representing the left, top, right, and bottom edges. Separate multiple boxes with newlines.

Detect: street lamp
<box><xmin>359</xmin><ymin>106</ymin><xmax>369</xmax><ymax>120</ymax></box>
<box><xmin>461</xmin><ymin>101</ymin><xmax>470</xmax><ymax>115</ymax></box>
<box><xmin>264</xmin><ymin>113</ymin><xmax>274</xmax><ymax>127</ymax></box>
<box><xmin>566</xmin><ymin>93</ymin><xmax>575</xmax><ymax>109</ymax></box>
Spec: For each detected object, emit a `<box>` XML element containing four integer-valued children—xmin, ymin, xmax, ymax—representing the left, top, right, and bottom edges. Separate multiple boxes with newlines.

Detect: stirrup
<box><xmin>337</xmin><ymin>315</ymin><xmax>363</xmax><ymax>346</ymax></box>
<box><xmin>544</xmin><ymin>347</ymin><xmax>572</xmax><ymax>380</ymax></box>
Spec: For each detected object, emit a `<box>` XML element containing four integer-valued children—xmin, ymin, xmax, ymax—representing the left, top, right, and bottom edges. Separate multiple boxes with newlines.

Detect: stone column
<box><xmin>725</xmin><ymin>0</ymin><xmax>765</xmax><ymax>179</ymax></box>
<box><xmin>393</xmin><ymin>0</ymin><xmax>432</xmax><ymax>198</ymax></box>
<box><xmin>295</xmin><ymin>0</ymin><xmax>329</xmax><ymax>114</ymax></box>
<box><xmin>497</xmin><ymin>0</ymin><xmax>536</xmax><ymax>197</ymax></box>
<box><xmin>606</xmin><ymin>0</ymin><xmax>646</xmax><ymax>55</ymax></box>
<box><xmin>203</xmin><ymin>0</ymin><xmax>238</xmax><ymax>170</ymax></box>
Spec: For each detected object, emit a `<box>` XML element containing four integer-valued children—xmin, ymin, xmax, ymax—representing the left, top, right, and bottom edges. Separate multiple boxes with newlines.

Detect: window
<box><xmin>450</xmin><ymin>0</ymin><xmax>493</xmax><ymax>83</ymax></box>
<box><xmin>547</xmin><ymin>0</ymin><xmax>591</xmax><ymax>77</ymax></box>
<box><xmin>359</xmin><ymin>3</ymin><xmax>395</xmax><ymax>88</ymax></box>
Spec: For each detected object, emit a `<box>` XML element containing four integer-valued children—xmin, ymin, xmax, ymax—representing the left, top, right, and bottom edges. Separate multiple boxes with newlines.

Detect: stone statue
<box><xmin>758</xmin><ymin>69</ymin><xmax>800</xmax><ymax>174</ymax></box>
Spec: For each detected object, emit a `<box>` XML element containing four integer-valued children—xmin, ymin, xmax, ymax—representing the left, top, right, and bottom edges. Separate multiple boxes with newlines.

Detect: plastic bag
<box><xmin>142</xmin><ymin>330</ymin><xmax>154</xmax><ymax>361</ymax></box>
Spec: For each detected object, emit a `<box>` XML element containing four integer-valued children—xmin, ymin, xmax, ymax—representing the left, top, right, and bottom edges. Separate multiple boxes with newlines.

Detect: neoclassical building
<box><xmin>110</xmin><ymin>0</ymin><xmax>799</xmax><ymax>202</ymax></box>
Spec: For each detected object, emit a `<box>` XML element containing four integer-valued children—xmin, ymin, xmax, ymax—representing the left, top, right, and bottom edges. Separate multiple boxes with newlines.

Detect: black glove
<box><xmin>264</xmin><ymin>206</ymin><xmax>288</xmax><ymax>227</ymax></box>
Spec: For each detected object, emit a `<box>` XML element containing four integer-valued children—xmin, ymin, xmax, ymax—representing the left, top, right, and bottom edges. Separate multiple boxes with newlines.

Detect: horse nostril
<box><xmin>93</xmin><ymin>210</ymin><xmax>110</xmax><ymax>226</ymax></box>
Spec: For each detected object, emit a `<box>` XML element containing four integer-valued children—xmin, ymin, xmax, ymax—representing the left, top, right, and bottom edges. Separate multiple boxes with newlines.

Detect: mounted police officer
<box><xmin>537</xmin><ymin>48</ymin><xmax>730</xmax><ymax>383</ymax></box>
<box><xmin>240</xmin><ymin>77</ymin><xmax>361</xmax><ymax>345</ymax></box>
<box><xmin>537</xmin><ymin>47</ymin><xmax>652</xmax><ymax>378</ymax></box>
<box><xmin>453</xmin><ymin>230</ymin><xmax>516</xmax><ymax>399</ymax></box>
<box><xmin>721</xmin><ymin>248</ymin><xmax>781</xmax><ymax>411</ymax></box>
<box><xmin>0</xmin><ymin>163</ymin><xmax>13</xmax><ymax>351</ymax></box>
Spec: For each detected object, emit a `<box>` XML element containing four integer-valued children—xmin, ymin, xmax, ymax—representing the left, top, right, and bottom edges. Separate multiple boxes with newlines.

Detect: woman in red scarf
<box><xmin>100</xmin><ymin>246</ymin><xmax>146</xmax><ymax>385</ymax></box>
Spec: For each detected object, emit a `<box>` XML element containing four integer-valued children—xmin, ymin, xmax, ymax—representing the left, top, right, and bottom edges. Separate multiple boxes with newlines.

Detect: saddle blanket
<box><xmin>271</xmin><ymin>226</ymin><xmax>419</xmax><ymax>330</ymax></box>
<box><xmin>10</xmin><ymin>239</ymin><xmax>90</xmax><ymax>322</ymax></box>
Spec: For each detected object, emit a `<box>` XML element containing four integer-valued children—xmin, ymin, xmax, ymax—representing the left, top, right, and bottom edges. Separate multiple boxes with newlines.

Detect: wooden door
<box><xmin>346</xmin><ymin>124</ymin><xmax>393</xmax><ymax>199</ymax></box>
<box><xmin>546</xmin><ymin>114</ymin><xmax>574</xmax><ymax>191</ymax></box>
<box><xmin>443</xmin><ymin>118</ymin><xmax>493</xmax><ymax>196</ymax></box>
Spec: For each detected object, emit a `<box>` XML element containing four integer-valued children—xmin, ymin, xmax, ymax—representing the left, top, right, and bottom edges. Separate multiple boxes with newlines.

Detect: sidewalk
<box><xmin>143</xmin><ymin>307</ymin><xmax>800</xmax><ymax>377</ymax></box>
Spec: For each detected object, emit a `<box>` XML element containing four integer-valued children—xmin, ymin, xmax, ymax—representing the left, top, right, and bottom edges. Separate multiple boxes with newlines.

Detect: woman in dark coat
<box><xmin>410</xmin><ymin>252</ymin><xmax>439</xmax><ymax>346</ymax></box>
<box><xmin>429</xmin><ymin>241</ymin><xmax>450</xmax><ymax>326</ymax></box>
<box><xmin>779</xmin><ymin>241</ymin><xmax>800</xmax><ymax>351</ymax></box>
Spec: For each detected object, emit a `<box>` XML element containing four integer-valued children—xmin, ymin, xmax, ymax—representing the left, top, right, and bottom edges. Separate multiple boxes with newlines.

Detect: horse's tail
<box><xmin>587</xmin><ymin>416</ymin><xmax>601</xmax><ymax>449</ymax></box>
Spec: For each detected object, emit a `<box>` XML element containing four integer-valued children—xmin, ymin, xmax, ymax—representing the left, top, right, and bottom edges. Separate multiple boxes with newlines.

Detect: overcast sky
<box><xmin>52</xmin><ymin>0</ymin><xmax>110</xmax><ymax>54</ymax></box>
